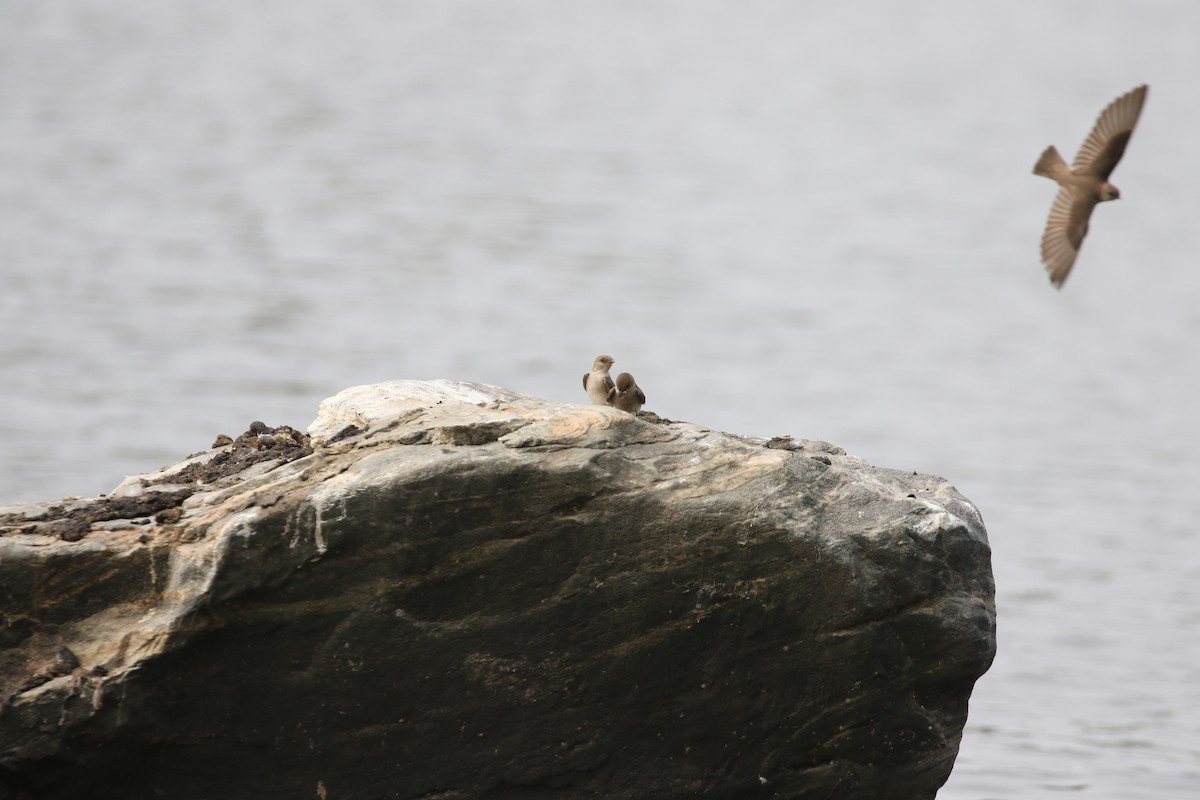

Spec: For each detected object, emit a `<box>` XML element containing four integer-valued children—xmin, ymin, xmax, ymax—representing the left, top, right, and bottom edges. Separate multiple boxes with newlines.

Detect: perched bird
<box><xmin>1033</xmin><ymin>85</ymin><xmax>1148</xmax><ymax>288</ymax></box>
<box><xmin>582</xmin><ymin>355</ymin><xmax>616</xmax><ymax>405</ymax></box>
<box><xmin>608</xmin><ymin>372</ymin><xmax>646</xmax><ymax>414</ymax></box>
<box><xmin>50</xmin><ymin>645</ymin><xmax>81</xmax><ymax>677</ymax></box>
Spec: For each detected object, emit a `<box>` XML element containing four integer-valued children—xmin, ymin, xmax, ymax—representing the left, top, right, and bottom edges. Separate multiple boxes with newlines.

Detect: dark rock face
<box><xmin>0</xmin><ymin>381</ymin><xmax>995</xmax><ymax>800</ymax></box>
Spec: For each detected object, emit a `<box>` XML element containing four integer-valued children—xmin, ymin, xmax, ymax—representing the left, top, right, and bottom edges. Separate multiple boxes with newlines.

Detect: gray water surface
<box><xmin>2</xmin><ymin>2</ymin><xmax>1199</xmax><ymax>796</ymax></box>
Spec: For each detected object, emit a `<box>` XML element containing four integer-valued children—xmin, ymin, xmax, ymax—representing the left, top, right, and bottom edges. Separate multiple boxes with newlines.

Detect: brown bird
<box><xmin>1033</xmin><ymin>85</ymin><xmax>1147</xmax><ymax>288</ymax></box>
<box><xmin>582</xmin><ymin>355</ymin><xmax>616</xmax><ymax>405</ymax></box>
<box><xmin>608</xmin><ymin>372</ymin><xmax>646</xmax><ymax>414</ymax></box>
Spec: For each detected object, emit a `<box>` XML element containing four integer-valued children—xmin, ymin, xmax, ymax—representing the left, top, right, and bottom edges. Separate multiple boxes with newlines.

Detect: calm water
<box><xmin>2</xmin><ymin>2</ymin><xmax>1199</xmax><ymax>796</ymax></box>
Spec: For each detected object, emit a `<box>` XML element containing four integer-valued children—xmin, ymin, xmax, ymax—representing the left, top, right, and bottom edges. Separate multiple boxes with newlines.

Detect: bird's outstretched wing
<box><xmin>1072</xmin><ymin>85</ymin><xmax>1148</xmax><ymax>179</ymax></box>
<box><xmin>1041</xmin><ymin>185</ymin><xmax>1098</xmax><ymax>288</ymax></box>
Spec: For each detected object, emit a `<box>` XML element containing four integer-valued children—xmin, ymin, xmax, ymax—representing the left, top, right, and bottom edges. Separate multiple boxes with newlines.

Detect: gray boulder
<box><xmin>0</xmin><ymin>380</ymin><xmax>995</xmax><ymax>799</ymax></box>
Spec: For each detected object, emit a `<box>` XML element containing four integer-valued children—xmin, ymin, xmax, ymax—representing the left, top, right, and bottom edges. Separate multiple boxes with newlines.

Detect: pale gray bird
<box><xmin>1033</xmin><ymin>84</ymin><xmax>1148</xmax><ymax>288</ymax></box>
<box><xmin>582</xmin><ymin>355</ymin><xmax>616</xmax><ymax>405</ymax></box>
<box><xmin>608</xmin><ymin>372</ymin><xmax>645</xmax><ymax>414</ymax></box>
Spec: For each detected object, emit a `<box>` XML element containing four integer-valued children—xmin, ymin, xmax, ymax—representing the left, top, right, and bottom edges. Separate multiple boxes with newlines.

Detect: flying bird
<box><xmin>583</xmin><ymin>355</ymin><xmax>616</xmax><ymax>405</ymax></box>
<box><xmin>608</xmin><ymin>372</ymin><xmax>646</xmax><ymax>415</ymax></box>
<box><xmin>1033</xmin><ymin>84</ymin><xmax>1147</xmax><ymax>288</ymax></box>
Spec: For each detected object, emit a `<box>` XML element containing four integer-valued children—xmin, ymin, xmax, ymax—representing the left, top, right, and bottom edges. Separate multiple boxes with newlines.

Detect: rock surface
<box><xmin>0</xmin><ymin>380</ymin><xmax>995</xmax><ymax>800</ymax></box>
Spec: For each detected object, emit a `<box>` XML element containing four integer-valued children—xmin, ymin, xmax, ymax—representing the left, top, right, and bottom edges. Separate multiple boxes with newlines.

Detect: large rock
<box><xmin>0</xmin><ymin>380</ymin><xmax>995</xmax><ymax>799</ymax></box>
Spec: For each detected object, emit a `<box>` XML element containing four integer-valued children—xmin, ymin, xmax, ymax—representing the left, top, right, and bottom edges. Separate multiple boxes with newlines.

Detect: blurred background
<box><xmin>1</xmin><ymin>1</ymin><xmax>1197</xmax><ymax>796</ymax></box>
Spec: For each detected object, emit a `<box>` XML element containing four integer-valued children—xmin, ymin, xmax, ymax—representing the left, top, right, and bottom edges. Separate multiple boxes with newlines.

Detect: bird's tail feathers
<box><xmin>1033</xmin><ymin>146</ymin><xmax>1069</xmax><ymax>180</ymax></box>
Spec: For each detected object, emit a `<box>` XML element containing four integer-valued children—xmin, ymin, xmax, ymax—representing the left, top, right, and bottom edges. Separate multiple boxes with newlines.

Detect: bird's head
<box><xmin>1099</xmin><ymin>183</ymin><xmax>1121</xmax><ymax>201</ymax></box>
<box><xmin>593</xmin><ymin>355</ymin><xmax>615</xmax><ymax>371</ymax></box>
